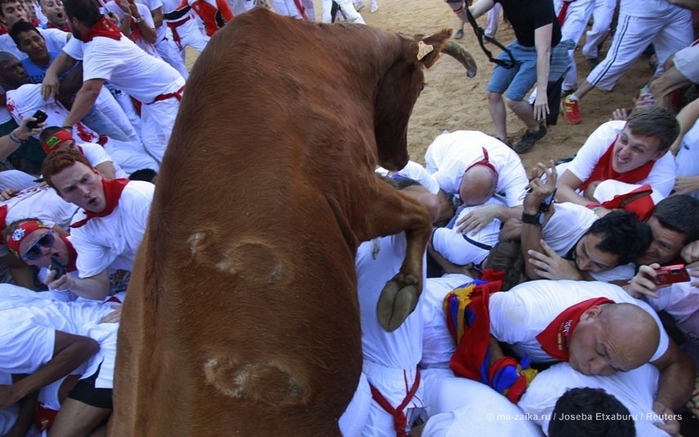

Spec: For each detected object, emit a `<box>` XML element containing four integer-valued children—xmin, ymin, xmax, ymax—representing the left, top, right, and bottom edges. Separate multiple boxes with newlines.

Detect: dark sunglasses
<box><xmin>22</xmin><ymin>231</ymin><xmax>55</xmax><ymax>261</ymax></box>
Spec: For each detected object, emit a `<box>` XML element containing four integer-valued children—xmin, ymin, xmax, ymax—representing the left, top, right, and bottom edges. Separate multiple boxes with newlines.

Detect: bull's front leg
<box><xmin>358</xmin><ymin>181</ymin><xmax>434</xmax><ymax>331</ymax></box>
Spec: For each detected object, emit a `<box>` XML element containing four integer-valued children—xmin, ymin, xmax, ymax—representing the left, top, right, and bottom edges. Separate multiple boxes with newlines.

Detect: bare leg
<box><xmin>487</xmin><ymin>91</ymin><xmax>508</xmax><ymax>141</ymax></box>
<box><xmin>49</xmin><ymin>398</ymin><xmax>111</xmax><ymax>437</ymax></box>
<box><xmin>507</xmin><ymin>98</ymin><xmax>540</xmax><ymax>132</ymax></box>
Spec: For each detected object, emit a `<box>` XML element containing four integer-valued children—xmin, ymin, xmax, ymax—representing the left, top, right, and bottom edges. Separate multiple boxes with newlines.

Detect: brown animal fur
<box><xmin>111</xmin><ymin>8</ymin><xmax>474</xmax><ymax>436</ymax></box>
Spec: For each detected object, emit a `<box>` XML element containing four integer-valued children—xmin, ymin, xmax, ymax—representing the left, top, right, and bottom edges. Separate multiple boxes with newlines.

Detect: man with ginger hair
<box><xmin>41</xmin><ymin>148</ymin><xmax>153</xmax><ymax>300</ymax></box>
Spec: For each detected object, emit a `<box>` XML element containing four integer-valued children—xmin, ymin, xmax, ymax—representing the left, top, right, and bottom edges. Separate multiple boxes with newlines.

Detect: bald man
<box><xmin>424</xmin><ymin>130</ymin><xmax>528</xmax><ymax>233</ymax></box>
<box><xmin>489</xmin><ymin>280</ymin><xmax>695</xmax><ymax>435</ymax></box>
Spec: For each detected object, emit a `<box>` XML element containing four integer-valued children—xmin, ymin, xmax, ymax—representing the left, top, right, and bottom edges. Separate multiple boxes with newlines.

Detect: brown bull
<box><xmin>111</xmin><ymin>7</ymin><xmax>476</xmax><ymax>436</ymax></box>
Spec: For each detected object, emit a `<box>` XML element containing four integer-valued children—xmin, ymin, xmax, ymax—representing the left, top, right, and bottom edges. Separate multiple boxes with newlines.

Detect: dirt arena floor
<box><xmin>187</xmin><ymin>3</ymin><xmax>661</xmax><ymax>171</ymax></box>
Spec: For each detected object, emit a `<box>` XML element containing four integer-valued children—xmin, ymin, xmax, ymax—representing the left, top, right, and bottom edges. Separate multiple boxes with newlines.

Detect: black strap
<box><xmin>465</xmin><ymin>6</ymin><xmax>517</xmax><ymax>69</ymax></box>
<box><xmin>461</xmin><ymin>233</ymin><xmax>494</xmax><ymax>251</ymax></box>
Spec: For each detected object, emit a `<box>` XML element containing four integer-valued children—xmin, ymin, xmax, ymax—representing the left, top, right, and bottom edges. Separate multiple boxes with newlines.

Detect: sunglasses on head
<box><xmin>22</xmin><ymin>231</ymin><xmax>55</xmax><ymax>261</ymax></box>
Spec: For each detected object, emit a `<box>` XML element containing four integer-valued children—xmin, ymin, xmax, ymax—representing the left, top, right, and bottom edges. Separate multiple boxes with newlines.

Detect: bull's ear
<box><xmin>416</xmin><ymin>29</ymin><xmax>452</xmax><ymax>68</ymax></box>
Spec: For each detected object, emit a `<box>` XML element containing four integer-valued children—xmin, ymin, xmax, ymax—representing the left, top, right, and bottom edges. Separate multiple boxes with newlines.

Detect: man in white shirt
<box><xmin>0</xmin><ymin>283</ymin><xmax>121</xmax><ymax>437</ymax></box>
<box><xmin>42</xmin><ymin>0</ymin><xmax>186</xmax><ymax>163</ymax></box>
<box><xmin>41</xmin><ymin>148</ymin><xmax>153</xmax><ymax>300</ymax></box>
<box><xmin>357</xmin><ymin>177</ymin><xmax>437</xmax><ymax>436</ymax></box>
<box><xmin>556</xmin><ymin>108</ymin><xmax>679</xmax><ymax>206</ymax></box>
<box><xmin>489</xmin><ymin>279</ymin><xmax>695</xmax><ymax>433</ymax></box>
<box><xmin>0</xmin><ymin>0</ymin><xmax>70</xmax><ymax>61</ymax></box>
<box><xmin>520</xmin><ymin>363</ymin><xmax>676</xmax><ymax>436</ymax></box>
<box><xmin>424</xmin><ymin>130</ymin><xmax>528</xmax><ymax>232</ymax></box>
<box><xmin>40</xmin><ymin>126</ymin><xmax>128</xmax><ymax>179</ymax></box>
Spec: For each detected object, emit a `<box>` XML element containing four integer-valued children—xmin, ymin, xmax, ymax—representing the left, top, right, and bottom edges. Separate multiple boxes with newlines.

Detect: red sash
<box><xmin>369</xmin><ymin>369</ymin><xmax>421</xmax><ymax>437</ymax></box>
<box><xmin>579</xmin><ymin>137</ymin><xmax>655</xmax><ymax>192</ymax></box>
<box><xmin>557</xmin><ymin>1</ymin><xmax>572</xmax><ymax>26</ymax></box>
<box><xmin>71</xmin><ymin>178</ymin><xmax>129</xmax><ymax>228</ymax></box>
<box><xmin>536</xmin><ymin>297</ymin><xmax>614</xmax><ymax>361</ymax></box>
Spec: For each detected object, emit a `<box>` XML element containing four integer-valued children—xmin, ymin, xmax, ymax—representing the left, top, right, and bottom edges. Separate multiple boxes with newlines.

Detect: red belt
<box><xmin>369</xmin><ymin>369</ymin><xmax>421</xmax><ymax>437</ymax></box>
<box><xmin>166</xmin><ymin>16</ymin><xmax>191</xmax><ymax>49</ymax></box>
<box><xmin>150</xmin><ymin>85</ymin><xmax>185</xmax><ymax>104</ymax></box>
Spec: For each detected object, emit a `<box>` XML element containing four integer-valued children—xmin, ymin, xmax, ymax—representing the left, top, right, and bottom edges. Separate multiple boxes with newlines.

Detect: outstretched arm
<box><xmin>0</xmin><ymin>331</ymin><xmax>99</xmax><ymax>410</ymax></box>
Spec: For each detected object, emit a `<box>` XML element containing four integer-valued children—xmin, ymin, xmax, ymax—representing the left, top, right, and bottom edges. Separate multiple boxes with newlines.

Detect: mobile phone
<box><xmin>50</xmin><ymin>254</ymin><xmax>67</xmax><ymax>280</ymax></box>
<box><xmin>653</xmin><ymin>264</ymin><xmax>690</xmax><ymax>286</ymax></box>
<box><xmin>540</xmin><ymin>187</ymin><xmax>558</xmax><ymax>212</ymax></box>
<box><xmin>26</xmin><ymin>110</ymin><xmax>48</xmax><ymax>129</ymax></box>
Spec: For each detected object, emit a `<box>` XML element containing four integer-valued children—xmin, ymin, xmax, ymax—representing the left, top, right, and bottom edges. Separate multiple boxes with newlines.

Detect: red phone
<box><xmin>653</xmin><ymin>264</ymin><xmax>691</xmax><ymax>286</ymax></box>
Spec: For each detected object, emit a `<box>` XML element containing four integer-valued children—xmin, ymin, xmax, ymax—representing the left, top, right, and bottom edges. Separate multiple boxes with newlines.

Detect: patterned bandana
<box><xmin>6</xmin><ymin>219</ymin><xmax>48</xmax><ymax>259</ymax></box>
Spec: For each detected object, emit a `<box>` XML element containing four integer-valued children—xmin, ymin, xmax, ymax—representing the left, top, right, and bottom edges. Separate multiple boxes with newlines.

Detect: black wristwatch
<box><xmin>521</xmin><ymin>211</ymin><xmax>544</xmax><ymax>226</ymax></box>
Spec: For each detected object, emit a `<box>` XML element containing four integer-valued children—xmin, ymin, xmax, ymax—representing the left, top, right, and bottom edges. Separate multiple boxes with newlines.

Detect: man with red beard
<box><xmin>555</xmin><ymin>107</ymin><xmax>679</xmax><ymax>206</ymax></box>
<box><xmin>40</xmin><ymin>148</ymin><xmax>153</xmax><ymax>301</ymax></box>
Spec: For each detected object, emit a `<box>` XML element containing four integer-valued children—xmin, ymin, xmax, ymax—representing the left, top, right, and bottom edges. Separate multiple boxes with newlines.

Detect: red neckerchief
<box><xmin>0</xmin><ymin>205</ymin><xmax>8</xmax><ymax>235</ymax></box>
<box><xmin>460</xmin><ymin>147</ymin><xmax>499</xmax><ymax>205</ymax></box>
<box><xmin>536</xmin><ymin>297</ymin><xmax>614</xmax><ymax>361</ymax></box>
<box><xmin>557</xmin><ymin>1</ymin><xmax>571</xmax><ymax>26</ymax></box>
<box><xmin>71</xmin><ymin>178</ymin><xmax>129</xmax><ymax>228</ymax></box>
<box><xmin>60</xmin><ymin>235</ymin><xmax>78</xmax><ymax>272</ymax></box>
<box><xmin>47</xmin><ymin>21</ymin><xmax>71</xmax><ymax>32</ymax></box>
<box><xmin>81</xmin><ymin>15</ymin><xmax>122</xmax><ymax>42</ymax></box>
<box><xmin>579</xmin><ymin>136</ymin><xmax>655</xmax><ymax>192</ymax></box>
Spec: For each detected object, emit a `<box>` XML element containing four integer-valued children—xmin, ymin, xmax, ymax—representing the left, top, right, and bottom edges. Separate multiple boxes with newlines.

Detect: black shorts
<box><xmin>67</xmin><ymin>364</ymin><xmax>113</xmax><ymax>409</ymax></box>
<box><xmin>445</xmin><ymin>0</ymin><xmax>464</xmax><ymax>5</ymax></box>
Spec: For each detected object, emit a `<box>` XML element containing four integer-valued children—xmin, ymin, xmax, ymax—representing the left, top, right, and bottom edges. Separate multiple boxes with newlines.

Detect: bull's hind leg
<box><xmin>359</xmin><ymin>181</ymin><xmax>433</xmax><ymax>331</ymax></box>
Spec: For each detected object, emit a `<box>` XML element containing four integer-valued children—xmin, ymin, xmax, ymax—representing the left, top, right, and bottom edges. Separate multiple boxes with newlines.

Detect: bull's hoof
<box><xmin>376</xmin><ymin>274</ymin><xmax>419</xmax><ymax>332</ymax></box>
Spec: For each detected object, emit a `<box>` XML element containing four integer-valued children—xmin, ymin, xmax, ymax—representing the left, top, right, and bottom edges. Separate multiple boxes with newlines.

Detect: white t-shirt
<box><xmin>70</xmin><ymin>180</ymin><xmax>154</xmax><ymax>277</ymax></box>
<box><xmin>420</xmin><ymin>274</ymin><xmax>473</xmax><ymax>369</ymax></box>
<box><xmin>431</xmin><ymin>197</ymin><xmax>504</xmax><ymax>266</ymax></box>
<box><xmin>0</xmin><ymin>28</ymin><xmax>69</xmax><ymax>61</ymax></box>
<box><xmin>6</xmin><ymin>83</ymin><xmax>102</xmax><ymax>144</ymax></box>
<box><xmin>103</xmin><ymin>1</ymin><xmax>160</xmax><ymax>58</ymax></box>
<box><xmin>647</xmin><ymin>282</ymin><xmax>699</xmax><ymax>346</ymax></box>
<box><xmin>78</xmin><ymin>142</ymin><xmax>129</xmax><ymax>179</ymax></box>
<box><xmin>356</xmin><ymin>233</ymin><xmax>423</xmax><ymax>370</ymax></box>
<box><xmin>1</xmin><ymin>183</ymin><xmax>78</xmax><ymax>231</ymax></box>
<box><xmin>138</xmin><ymin>0</ymin><xmax>168</xmax><ymax>40</ymax></box>
<box><xmin>565</xmin><ymin>121</ymin><xmax>676</xmax><ymax>197</ymax></box>
<box><xmin>375</xmin><ymin>160</ymin><xmax>441</xmax><ymax>195</ymax></box>
<box><xmin>541</xmin><ymin>202</ymin><xmax>597</xmax><ymax>256</ymax></box>
<box><xmin>424</xmin><ymin>130</ymin><xmax>528</xmax><ymax>206</ymax></box>
<box><xmin>63</xmin><ymin>34</ymin><xmax>184</xmax><ymax>104</ymax></box>
<box><xmin>675</xmin><ymin>121</ymin><xmax>699</xmax><ymax>200</ymax></box>
<box><xmin>0</xmin><ymin>284</ymin><xmax>119</xmax><ymax>389</ymax></box>
<box><xmin>489</xmin><ymin>280</ymin><xmax>669</xmax><ymax>364</ymax></box>
<box><xmin>420</xmin><ymin>368</ymin><xmax>545</xmax><ymax>437</ymax></box>
<box><xmin>0</xmin><ymin>169</ymin><xmax>39</xmax><ymax>191</ymax></box>
<box><xmin>519</xmin><ymin>362</ymin><xmax>669</xmax><ymax>436</ymax></box>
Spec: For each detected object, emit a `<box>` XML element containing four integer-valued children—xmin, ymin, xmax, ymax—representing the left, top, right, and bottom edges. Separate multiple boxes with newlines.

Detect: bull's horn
<box><xmin>440</xmin><ymin>41</ymin><xmax>477</xmax><ymax>78</ymax></box>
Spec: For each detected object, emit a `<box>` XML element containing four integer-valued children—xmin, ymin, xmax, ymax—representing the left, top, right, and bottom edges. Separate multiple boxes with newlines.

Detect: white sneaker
<box><xmin>370</xmin><ymin>4</ymin><xmax>378</xmax><ymax>12</ymax></box>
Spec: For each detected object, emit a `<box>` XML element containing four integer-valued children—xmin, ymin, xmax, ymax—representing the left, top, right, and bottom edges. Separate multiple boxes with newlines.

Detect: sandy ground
<box><xmin>188</xmin><ymin>1</ymin><xmax>660</xmax><ymax>171</ymax></box>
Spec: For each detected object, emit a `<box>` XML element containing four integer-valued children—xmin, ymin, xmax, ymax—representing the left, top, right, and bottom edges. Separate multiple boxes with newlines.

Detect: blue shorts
<box><xmin>485</xmin><ymin>41</ymin><xmax>538</xmax><ymax>101</ymax></box>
